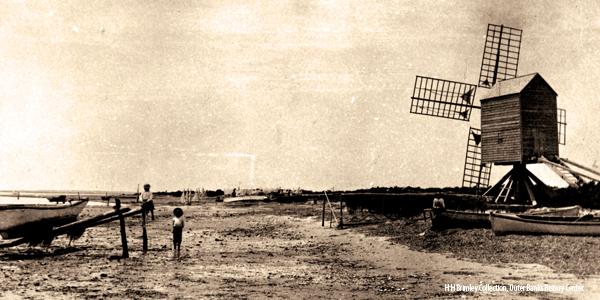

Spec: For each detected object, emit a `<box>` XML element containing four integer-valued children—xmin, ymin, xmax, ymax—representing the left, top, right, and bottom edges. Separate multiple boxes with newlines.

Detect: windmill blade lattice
<box><xmin>410</xmin><ymin>76</ymin><xmax>477</xmax><ymax>121</ymax></box>
<box><xmin>479</xmin><ymin>24</ymin><xmax>522</xmax><ymax>88</ymax></box>
<box><xmin>462</xmin><ymin>127</ymin><xmax>492</xmax><ymax>189</ymax></box>
<box><xmin>557</xmin><ymin>108</ymin><xmax>567</xmax><ymax>145</ymax></box>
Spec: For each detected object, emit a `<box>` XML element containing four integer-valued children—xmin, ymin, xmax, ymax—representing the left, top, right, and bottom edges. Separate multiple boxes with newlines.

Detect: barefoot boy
<box><xmin>172</xmin><ymin>208</ymin><xmax>185</xmax><ymax>257</ymax></box>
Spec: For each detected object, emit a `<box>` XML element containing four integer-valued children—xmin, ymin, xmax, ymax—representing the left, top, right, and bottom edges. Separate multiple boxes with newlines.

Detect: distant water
<box><xmin>0</xmin><ymin>197</ymin><xmax>48</xmax><ymax>205</ymax></box>
<box><xmin>0</xmin><ymin>197</ymin><xmax>108</xmax><ymax>207</ymax></box>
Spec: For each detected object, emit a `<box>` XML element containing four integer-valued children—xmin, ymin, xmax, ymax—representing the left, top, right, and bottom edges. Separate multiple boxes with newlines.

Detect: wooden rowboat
<box><xmin>431</xmin><ymin>205</ymin><xmax>583</xmax><ymax>230</ymax></box>
<box><xmin>517</xmin><ymin>214</ymin><xmax>598</xmax><ymax>222</ymax></box>
<box><xmin>490</xmin><ymin>212</ymin><xmax>600</xmax><ymax>236</ymax></box>
<box><xmin>0</xmin><ymin>199</ymin><xmax>88</xmax><ymax>239</ymax></box>
<box><xmin>522</xmin><ymin>205</ymin><xmax>581</xmax><ymax>217</ymax></box>
<box><xmin>431</xmin><ymin>210</ymin><xmax>491</xmax><ymax>229</ymax></box>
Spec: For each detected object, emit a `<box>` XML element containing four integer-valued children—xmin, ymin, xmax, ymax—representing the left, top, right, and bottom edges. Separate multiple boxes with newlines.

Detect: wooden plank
<box><xmin>49</xmin><ymin>208</ymin><xmax>132</xmax><ymax>237</ymax></box>
<box><xmin>83</xmin><ymin>208</ymin><xmax>143</xmax><ymax>227</ymax></box>
<box><xmin>0</xmin><ymin>236</ymin><xmax>30</xmax><ymax>248</ymax></box>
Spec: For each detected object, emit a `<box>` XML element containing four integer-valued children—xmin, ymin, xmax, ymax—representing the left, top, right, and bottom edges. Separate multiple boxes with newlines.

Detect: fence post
<box><xmin>115</xmin><ymin>199</ymin><xmax>129</xmax><ymax>258</ymax></box>
<box><xmin>339</xmin><ymin>195</ymin><xmax>343</xmax><ymax>229</ymax></box>
<box><xmin>142</xmin><ymin>203</ymin><xmax>148</xmax><ymax>254</ymax></box>
<box><xmin>322</xmin><ymin>195</ymin><xmax>326</xmax><ymax>227</ymax></box>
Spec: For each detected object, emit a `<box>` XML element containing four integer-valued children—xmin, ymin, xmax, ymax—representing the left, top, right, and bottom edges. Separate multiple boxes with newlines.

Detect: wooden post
<box><xmin>115</xmin><ymin>199</ymin><xmax>129</xmax><ymax>258</ymax></box>
<box><xmin>150</xmin><ymin>203</ymin><xmax>155</xmax><ymax>221</ymax></box>
<box><xmin>322</xmin><ymin>195</ymin><xmax>326</xmax><ymax>227</ymax></box>
<box><xmin>142</xmin><ymin>202</ymin><xmax>148</xmax><ymax>254</ymax></box>
<box><xmin>339</xmin><ymin>195</ymin><xmax>343</xmax><ymax>229</ymax></box>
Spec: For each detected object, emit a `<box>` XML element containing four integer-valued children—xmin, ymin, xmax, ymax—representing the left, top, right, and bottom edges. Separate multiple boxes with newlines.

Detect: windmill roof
<box><xmin>481</xmin><ymin>73</ymin><xmax>557</xmax><ymax>100</ymax></box>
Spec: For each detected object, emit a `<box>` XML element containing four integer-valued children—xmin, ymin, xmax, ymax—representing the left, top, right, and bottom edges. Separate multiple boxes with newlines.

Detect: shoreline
<box><xmin>0</xmin><ymin>202</ymin><xmax>598</xmax><ymax>299</ymax></box>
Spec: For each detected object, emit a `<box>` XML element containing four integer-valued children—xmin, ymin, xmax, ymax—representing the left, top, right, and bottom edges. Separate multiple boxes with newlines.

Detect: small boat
<box><xmin>431</xmin><ymin>210</ymin><xmax>491</xmax><ymax>229</ymax></box>
<box><xmin>222</xmin><ymin>195</ymin><xmax>268</xmax><ymax>203</ymax></box>
<box><xmin>517</xmin><ymin>214</ymin><xmax>598</xmax><ymax>222</ymax></box>
<box><xmin>431</xmin><ymin>205</ymin><xmax>583</xmax><ymax>230</ymax></box>
<box><xmin>522</xmin><ymin>205</ymin><xmax>581</xmax><ymax>217</ymax></box>
<box><xmin>0</xmin><ymin>199</ymin><xmax>89</xmax><ymax>239</ymax></box>
<box><xmin>490</xmin><ymin>212</ymin><xmax>600</xmax><ymax>236</ymax></box>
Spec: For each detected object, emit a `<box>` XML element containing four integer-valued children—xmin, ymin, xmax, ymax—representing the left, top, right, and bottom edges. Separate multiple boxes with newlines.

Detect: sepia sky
<box><xmin>1</xmin><ymin>0</ymin><xmax>600</xmax><ymax>192</ymax></box>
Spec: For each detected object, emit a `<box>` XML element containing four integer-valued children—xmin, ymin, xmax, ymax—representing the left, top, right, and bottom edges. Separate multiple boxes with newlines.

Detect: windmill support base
<box><xmin>483</xmin><ymin>163</ymin><xmax>556</xmax><ymax>207</ymax></box>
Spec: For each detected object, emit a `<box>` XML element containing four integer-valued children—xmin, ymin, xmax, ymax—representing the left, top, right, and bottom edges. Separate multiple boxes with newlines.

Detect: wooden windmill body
<box><xmin>479</xmin><ymin>73</ymin><xmax>560</xmax><ymax>205</ymax></box>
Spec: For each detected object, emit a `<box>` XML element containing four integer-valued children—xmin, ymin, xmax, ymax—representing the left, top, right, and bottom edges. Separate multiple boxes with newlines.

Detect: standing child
<box><xmin>140</xmin><ymin>184</ymin><xmax>155</xmax><ymax>220</ymax></box>
<box><xmin>172</xmin><ymin>207</ymin><xmax>185</xmax><ymax>257</ymax></box>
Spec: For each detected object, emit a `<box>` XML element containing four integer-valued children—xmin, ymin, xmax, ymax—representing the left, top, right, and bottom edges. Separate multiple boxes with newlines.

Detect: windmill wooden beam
<box><xmin>483</xmin><ymin>163</ymin><xmax>556</xmax><ymax>206</ymax></box>
<box><xmin>560</xmin><ymin>158</ymin><xmax>600</xmax><ymax>179</ymax></box>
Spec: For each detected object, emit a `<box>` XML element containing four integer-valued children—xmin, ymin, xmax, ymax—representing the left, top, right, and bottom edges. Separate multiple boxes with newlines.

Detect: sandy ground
<box><xmin>1</xmin><ymin>201</ymin><xmax>599</xmax><ymax>300</ymax></box>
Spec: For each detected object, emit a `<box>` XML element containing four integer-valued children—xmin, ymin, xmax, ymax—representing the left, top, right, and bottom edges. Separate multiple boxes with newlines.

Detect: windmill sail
<box><xmin>462</xmin><ymin>127</ymin><xmax>492</xmax><ymax>189</ymax></box>
<box><xmin>410</xmin><ymin>76</ymin><xmax>477</xmax><ymax>121</ymax></box>
<box><xmin>479</xmin><ymin>24</ymin><xmax>522</xmax><ymax>88</ymax></box>
<box><xmin>557</xmin><ymin>108</ymin><xmax>567</xmax><ymax>145</ymax></box>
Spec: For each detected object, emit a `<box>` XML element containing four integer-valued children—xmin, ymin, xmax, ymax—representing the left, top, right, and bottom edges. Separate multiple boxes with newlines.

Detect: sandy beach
<box><xmin>1</xmin><ymin>200</ymin><xmax>599</xmax><ymax>300</ymax></box>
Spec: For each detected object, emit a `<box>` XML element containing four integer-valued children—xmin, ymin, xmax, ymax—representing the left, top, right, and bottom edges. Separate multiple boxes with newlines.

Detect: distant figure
<box><xmin>433</xmin><ymin>197</ymin><xmax>446</xmax><ymax>215</ymax></box>
<box><xmin>141</xmin><ymin>183</ymin><xmax>155</xmax><ymax>220</ymax></box>
<box><xmin>172</xmin><ymin>207</ymin><xmax>185</xmax><ymax>258</ymax></box>
<box><xmin>232</xmin><ymin>188</ymin><xmax>236</xmax><ymax>198</ymax></box>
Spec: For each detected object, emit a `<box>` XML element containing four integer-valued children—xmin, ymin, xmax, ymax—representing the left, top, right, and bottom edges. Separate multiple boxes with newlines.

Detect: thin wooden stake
<box><xmin>339</xmin><ymin>195</ymin><xmax>343</xmax><ymax>229</ymax></box>
<box><xmin>322</xmin><ymin>194</ymin><xmax>326</xmax><ymax>227</ymax></box>
<box><xmin>324</xmin><ymin>191</ymin><xmax>338</xmax><ymax>224</ymax></box>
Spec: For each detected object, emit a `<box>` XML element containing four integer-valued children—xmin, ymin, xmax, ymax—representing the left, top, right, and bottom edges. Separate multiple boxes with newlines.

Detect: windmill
<box><xmin>410</xmin><ymin>24</ymin><xmax>568</xmax><ymax>206</ymax></box>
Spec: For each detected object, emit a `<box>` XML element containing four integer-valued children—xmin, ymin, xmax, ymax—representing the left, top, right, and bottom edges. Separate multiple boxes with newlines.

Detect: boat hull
<box><xmin>431</xmin><ymin>206</ymin><xmax>583</xmax><ymax>230</ymax></box>
<box><xmin>431</xmin><ymin>210</ymin><xmax>490</xmax><ymax>229</ymax></box>
<box><xmin>0</xmin><ymin>200</ymin><xmax>88</xmax><ymax>239</ymax></box>
<box><xmin>522</xmin><ymin>205</ymin><xmax>581</xmax><ymax>217</ymax></box>
<box><xmin>490</xmin><ymin>212</ymin><xmax>600</xmax><ymax>236</ymax></box>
